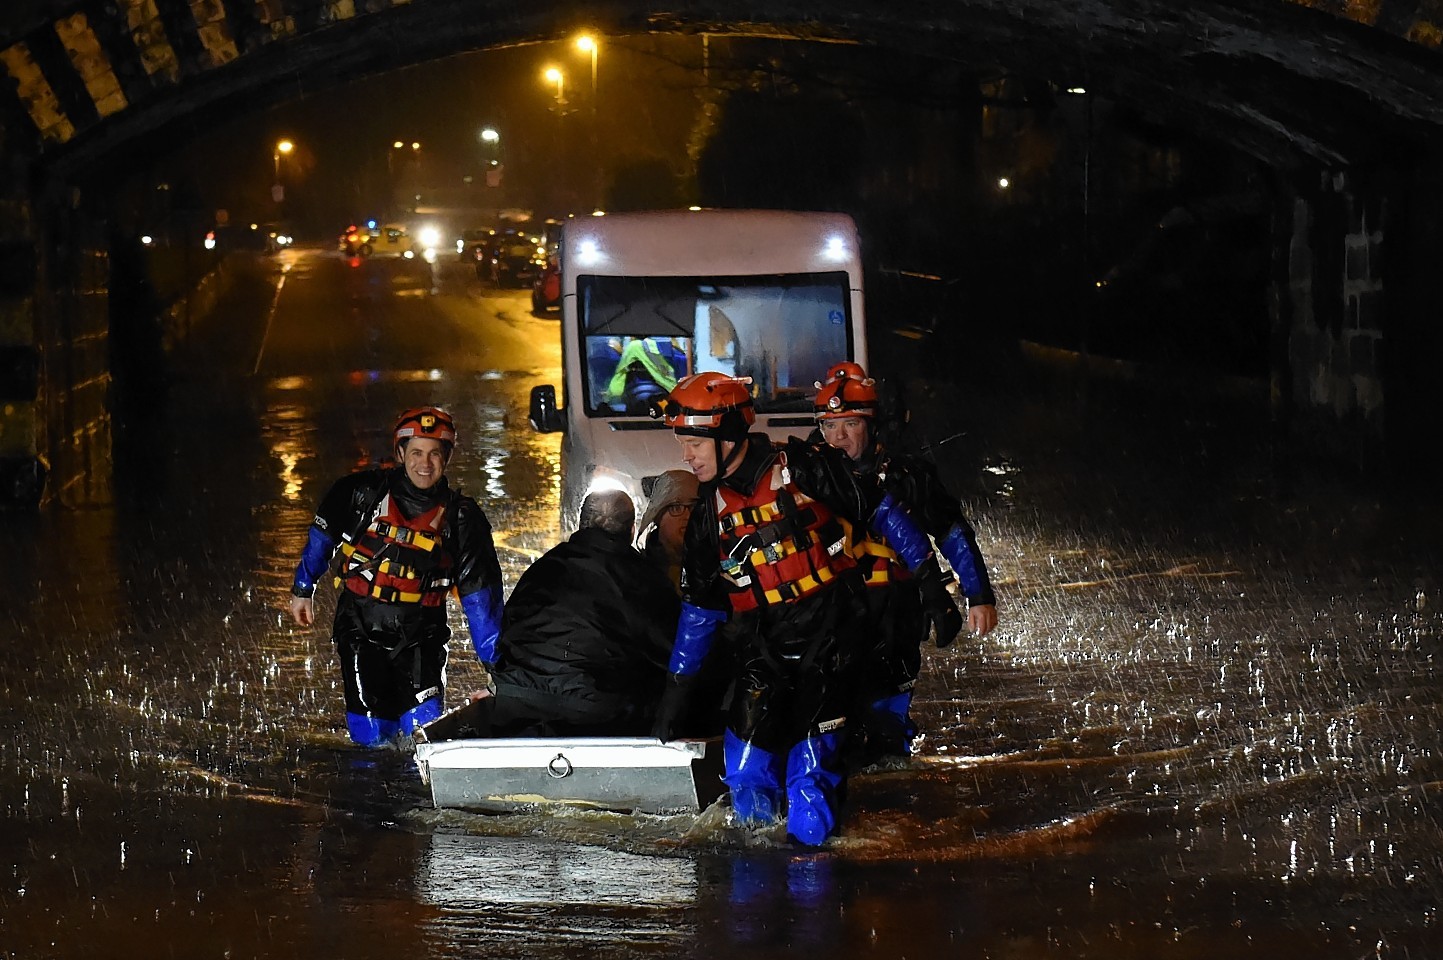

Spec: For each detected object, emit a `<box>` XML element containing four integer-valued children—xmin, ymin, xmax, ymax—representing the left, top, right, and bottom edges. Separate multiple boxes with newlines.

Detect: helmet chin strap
<box><xmin>716</xmin><ymin>435</ymin><xmax>746</xmax><ymax>479</ymax></box>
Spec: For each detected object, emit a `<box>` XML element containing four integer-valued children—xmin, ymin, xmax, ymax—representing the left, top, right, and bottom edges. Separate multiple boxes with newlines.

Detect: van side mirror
<box><xmin>529</xmin><ymin>384</ymin><xmax>564</xmax><ymax>433</ymax></box>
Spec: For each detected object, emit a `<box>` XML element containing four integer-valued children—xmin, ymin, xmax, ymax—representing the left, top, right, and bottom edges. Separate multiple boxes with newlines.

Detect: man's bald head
<box><xmin>578</xmin><ymin>489</ymin><xmax>636</xmax><ymax>538</ymax></box>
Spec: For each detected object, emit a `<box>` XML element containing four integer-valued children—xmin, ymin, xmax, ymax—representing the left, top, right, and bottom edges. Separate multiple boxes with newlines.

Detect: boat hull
<box><xmin>414</xmin><ymin>700</ymin><xmax>726</xmax><ymax>814</ymax></box>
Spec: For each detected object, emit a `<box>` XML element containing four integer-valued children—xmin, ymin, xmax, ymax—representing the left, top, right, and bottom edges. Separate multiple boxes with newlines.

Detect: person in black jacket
<box><xmin>650</xmin><ymin>372</ymin><xmax>963</xmax><ymax>846</ymax></box>
<box><xmin>470</xmin><ymin>489</ymin><xmax>680</xmax><ymax>737</ymax></box>
<box><xmin>288</xmin><ymin>407</ymin><xmax>505</xmax><ymax>747</ymax></box>
<box><xmin>813</xmin><ymin>362</ymin><xmax>998</xmax><ymax>764</ymax></box>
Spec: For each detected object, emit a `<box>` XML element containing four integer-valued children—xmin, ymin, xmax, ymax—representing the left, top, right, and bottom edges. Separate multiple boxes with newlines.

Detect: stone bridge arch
<box><xmin>3</xmin><ymin>0</ymin><xmax>1443</xmax><ymax>506</ymax></box>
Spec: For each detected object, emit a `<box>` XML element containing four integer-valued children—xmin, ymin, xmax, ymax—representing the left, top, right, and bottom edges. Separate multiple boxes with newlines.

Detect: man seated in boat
<box><xmin>469</xmin><ymin>489</ymin><xmax>681</xmax><ymax>736</ymax></box>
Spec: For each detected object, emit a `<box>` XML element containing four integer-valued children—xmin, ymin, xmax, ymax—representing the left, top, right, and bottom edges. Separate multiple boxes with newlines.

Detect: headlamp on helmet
<box><xmin>813</xmin><ymin>362</ymin><xmax>878</xmax><ymax>421</ymax></box>
<box><xmin>394</xmin><ymin>406</ymin><xmax>458</xmax><ymax>458</ymax></box>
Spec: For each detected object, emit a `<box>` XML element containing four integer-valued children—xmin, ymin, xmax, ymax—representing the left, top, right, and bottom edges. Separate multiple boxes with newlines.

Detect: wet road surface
<box><xmin>2</xmin><ymin>247</ymin><xmax>1441</xmax><ymax>958</ymax></box>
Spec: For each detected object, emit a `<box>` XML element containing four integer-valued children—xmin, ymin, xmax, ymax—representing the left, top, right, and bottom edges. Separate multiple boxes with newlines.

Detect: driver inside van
<box><xmin>602</xmin><ymin>336</ymin><xmax>689</xmax><ymax>412</ymax></box>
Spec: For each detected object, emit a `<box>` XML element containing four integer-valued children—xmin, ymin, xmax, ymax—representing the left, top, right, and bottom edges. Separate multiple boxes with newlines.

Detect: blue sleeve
<box><xmin>869</xmin><ymin>492</ymin><xmax>933</xmax><ymax>572</ymax></box>
<box><xmin>939</xmin><ymin>523</ymin><xmax>996</xmax><ymax>605</ymax></box>
<box><xmin>292</xmin><ymin>526</ymin><xmax>336</xmax><ymax>597</ymax></box>
<box><xmin>668</xmin><ymin>601</ymin><xmax>727</xmax><ymax>676</ymax></box>
<box><xmin>460</xmin><ymin>583</ymin><xmax>503</xmax><ymax>664</ymax></box>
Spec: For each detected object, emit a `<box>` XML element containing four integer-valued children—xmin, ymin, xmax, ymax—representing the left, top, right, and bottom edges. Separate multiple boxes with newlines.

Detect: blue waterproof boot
<box><xmin>346</xmin><ymin>711</ymin><xmax>390</xmax><ymax>747</ymax></box>
<box><xmin>399</xmin><ymin>697</ymin><xmax>443</xmax><ymax>736</ymax></box>
<box><xmin>785</xmin><ymin>731</ymin><xmax>846</xmax><ymax>845</ymax></box>
<box><xmin>867</xmin><ymin>691</ymin><xmax>920</xmax><ymax>757</ymax></box>
<box><xmin>723</xmin><ymin>729</ymin><xmax>783</xmax><ymax>826</ymax></box>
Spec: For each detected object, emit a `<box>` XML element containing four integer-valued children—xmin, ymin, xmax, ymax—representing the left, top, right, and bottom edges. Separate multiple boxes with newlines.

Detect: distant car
<box><xmin>339</xmin><ymin>223</ymin><xmax>416</xmax><ymax>257</ymax></box>
<box><xmin>531</xmin><ymin>243</ymin><xmax>560</xmax><ymax>313</ymax></box>
<box><xmin>339</xmin><ymin>224</ymin><xmax>373</xmax><ymax>256</ymax></box>
<box><xmin>370</xmin><ymin>224</ymin><xmax>416</xmax><ymax>257</ymax></box>
<box><xmin>207</xmin><ymin>223</ymin><xmax>270</xmax><ymax>252</ymax></box>
<box><xmin>259</xmin><ymin>222</ymin><xmax>293</xmax><ymax>253</ymax></box>
<box><xmin>456</xmin><ymin>228</ymin><xmax>493</xmax><ymax>263</ymax></box>
<box><xmin>489</xmin><ymin>236</ymin><xmax>541</xmax><ymax>287</ymax></box>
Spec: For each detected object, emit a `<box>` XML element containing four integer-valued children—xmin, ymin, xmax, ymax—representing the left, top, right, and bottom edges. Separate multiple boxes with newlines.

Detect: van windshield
<box><xmin>576</xmin><ymin>272</ymin><xmax>853</xmax><ymax>417</ymax></box>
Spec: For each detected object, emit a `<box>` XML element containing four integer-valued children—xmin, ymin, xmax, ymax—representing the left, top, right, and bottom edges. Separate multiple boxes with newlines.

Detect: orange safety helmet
<box><xmin>813</xmin><ymin>361</ymin><xmax>878</xmax><ymax>420</ymax></box>
<box><xmin>661</xmin><ymin>371</ymin><xmax>756</xmax><ymax>440</ymax></box>
<box><xmin>393</xmin><ymin>406</ymin><xmax>458</xmax><ymax>456</ymax></box>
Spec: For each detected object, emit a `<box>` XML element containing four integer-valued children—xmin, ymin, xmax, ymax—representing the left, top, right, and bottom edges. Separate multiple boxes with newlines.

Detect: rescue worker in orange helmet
<box><xmin>813</xmin><ymin>362</ymin><xmax>998</xmax><ymax>765</ymax></box>
<box><xmin>288</xmin><ymin>406</ymin><xmax>505</xmax><ymax>747</ymax></box>
<box><xmin>651</xmin><ymin>371</ymin><xmax>963</xmax><ymax>845</ymax></box>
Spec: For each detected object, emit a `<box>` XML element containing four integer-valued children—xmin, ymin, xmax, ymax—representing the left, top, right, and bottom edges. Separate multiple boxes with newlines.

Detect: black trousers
<box><xmin>332</xmin><ymin>595</ymin><xmax>450</xmax><ymax>721</ymax></box>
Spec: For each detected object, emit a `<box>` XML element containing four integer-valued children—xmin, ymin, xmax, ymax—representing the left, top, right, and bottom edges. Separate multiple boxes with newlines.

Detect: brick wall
<box><xmin>1283</xmin><ymin>173</ymin><xmax>1388</xmax><ymax>468</ymax></box>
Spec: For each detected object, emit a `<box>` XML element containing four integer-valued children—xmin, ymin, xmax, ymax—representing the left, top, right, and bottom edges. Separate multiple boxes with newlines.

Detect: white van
<box><xmin>528</xmin><ymin>209</ymin><xmax>869</xmax><ymax>527</ymax></box>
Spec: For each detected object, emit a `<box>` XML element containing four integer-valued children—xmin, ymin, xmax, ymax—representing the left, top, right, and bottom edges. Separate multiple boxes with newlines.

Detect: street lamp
<box><xmin>273</xmin><ymin>138</ymin><xmax>294</xmax><ymax>180</ymax></box>
<box><xmin>543</xmin><ymin>66</ymin><xmax>566</xmax><ymax>108</ymax></box>
<box><xmin>575</xmin><ymin>35</ymin><xmax>598</xmax><ymax>100</ymax></box>
<box><xmin>479</xmin><ymin>127</ymin><xmax>503</xmax><ymax>190</ymax></box>
<box><xmin>575</xmin><ymin>35</ymin><xmax>601</xmax><ymax>209</ymax></box>
<box><xmin>272</xmin><ymin>139</ymin><xmax>295</xmax><ymax>216</ymax></box>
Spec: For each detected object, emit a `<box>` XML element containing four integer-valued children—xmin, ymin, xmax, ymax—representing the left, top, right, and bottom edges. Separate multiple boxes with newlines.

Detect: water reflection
<box><xmin>4</xmin><ymin>252</ymin><xmax>1441</xmax><ymax>957</ymax></box>
<box><xmin>418</xmin><ymin>834</ymin><xmax>698</xmax><ymax>956</ymax></box>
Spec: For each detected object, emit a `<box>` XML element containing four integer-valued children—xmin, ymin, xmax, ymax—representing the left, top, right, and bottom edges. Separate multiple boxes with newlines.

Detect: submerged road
<box><xmin>1</xmin><ymin>246</ymin><xmax>1441</xmax><ymax>958</ymax></box>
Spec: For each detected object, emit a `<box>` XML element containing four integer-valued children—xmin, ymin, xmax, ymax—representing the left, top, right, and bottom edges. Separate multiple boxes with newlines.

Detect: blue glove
<box><xmin>461</xmin><ymin>583</ymin><xmax>503</xmax><ymax>664</ymax></box>
<box><xmin>669</xmin><ymin>602</ymin><xmax>726</xmax><ymax>676</ymax></box>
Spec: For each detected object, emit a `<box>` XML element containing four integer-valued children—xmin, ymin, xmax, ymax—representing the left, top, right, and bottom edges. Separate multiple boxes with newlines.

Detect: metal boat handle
<box><xmin>547</xmin><ymin>753</ymin><xmax>573</xmax><ymax>779</ymax></box>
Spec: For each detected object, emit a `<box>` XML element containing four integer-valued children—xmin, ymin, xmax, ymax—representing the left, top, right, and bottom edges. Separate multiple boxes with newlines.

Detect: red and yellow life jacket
<box><xmin>337</xmin><ymin>493</ymin><xmax>453</xmax><ymax>606</ymax></box>
<box><xmin>713</xmin><ymin>453</ymin><xmax>854</xmax><ymax>613</ymax></box>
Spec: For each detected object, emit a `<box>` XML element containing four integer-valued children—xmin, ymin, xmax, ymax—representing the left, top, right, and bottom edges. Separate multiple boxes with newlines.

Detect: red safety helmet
<box><xmin>661</xmin><ymin>372</ymin><xmax>755</xmax><ymax>439</ymax></box>
<box><xmin>813</xmin><ymin>361</ymin><xmax>878</xmax><ymax>420</ymax></box>
<box><xmin>394</xmin><ymin>406</ymin><xmax>458</xmax><ymax>455</ymax></box>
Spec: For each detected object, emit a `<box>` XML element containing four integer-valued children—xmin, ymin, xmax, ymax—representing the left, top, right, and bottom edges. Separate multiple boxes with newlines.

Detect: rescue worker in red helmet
<box><xmin>651</xmin><ymin>371</ymin><xmax>962</xmax><ymax>845</ymax></box>
<box><xmin>288</xmin><ymin>406</ymin><xmax>505</xmax><ymax>747</ymax></box>
<box><xmin>813</xmin><ymin>362</ymin><xmax>998</xmax><ymax>765</ymax></box>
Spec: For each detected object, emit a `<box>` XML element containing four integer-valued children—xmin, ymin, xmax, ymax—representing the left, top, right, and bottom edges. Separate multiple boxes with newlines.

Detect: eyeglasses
<box><xmin>664</xmin><ymin>501</ymin><xmax>698</xmax><ymax>517</ymax></box>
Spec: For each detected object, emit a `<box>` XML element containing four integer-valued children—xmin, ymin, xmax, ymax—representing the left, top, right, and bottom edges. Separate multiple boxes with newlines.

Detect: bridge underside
<box><xmin>0</xmin><ymin>1</ymin><xmax>1441</xmax><ymax>180</ymax></box>
<box><xmin>2</xmin><ymin>0</ymin><xmax>1443</xmax><ymax>508</ymax></box>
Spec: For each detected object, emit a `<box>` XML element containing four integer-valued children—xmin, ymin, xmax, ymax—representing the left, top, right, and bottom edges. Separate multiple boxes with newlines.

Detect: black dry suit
<box><xmin>486</xmin><ymin>526</ymin><xmax>680</xmax><ymax>737</ymax></box>
<box><xmin>293</xmin><ymin>467</ymin><xmax>503</xmax><ymax>742</ymax></box>
<box><xmin>656</xmin><ymin>433</ymin><xmax>884</xmax><ymax>845</ymax></box>
<box><xmin>845</xmin><ymin>438</ymin><xmax>997</xmax><ymax>763</ymax></box>
<box><xmin>677</xmin><ymin>434</ymin><xmax>876</xmax><ymax>750</ymax></box>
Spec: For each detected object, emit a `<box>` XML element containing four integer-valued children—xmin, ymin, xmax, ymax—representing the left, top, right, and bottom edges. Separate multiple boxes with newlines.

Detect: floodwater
<box><xmin>2</xmin><ymin>249</ymin><xmax>1441</xmax><ymax>958</ymax></box>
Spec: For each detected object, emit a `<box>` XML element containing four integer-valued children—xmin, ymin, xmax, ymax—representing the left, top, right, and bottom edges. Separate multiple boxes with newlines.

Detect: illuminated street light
<box><xmin>480</xmin><ymin>127</ymin><xmax>499</xmax><ymax>144</ymax></box>
<box><xmin>575</xmin><ymin>34</ymin><xmax>601</xmax><ymax>208</ymax></box>
<box><xmin>272</xmin><ymin>139</ymin><xmax>296</xmax><ymax>215</ymax></box>
<box><xmin>273</xmin><ymin>138</ymin><xmax>294</xmax><ymax>179</ymax></box>
<box><xmin>543</xmin><ymin>66</ymin><xmax>566</xmax><ymax>107</ymax></box>
<box><xmin>575</xmin><ymin>35</ymin><xmax>598</xmax><ymax>98</ymax></box>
